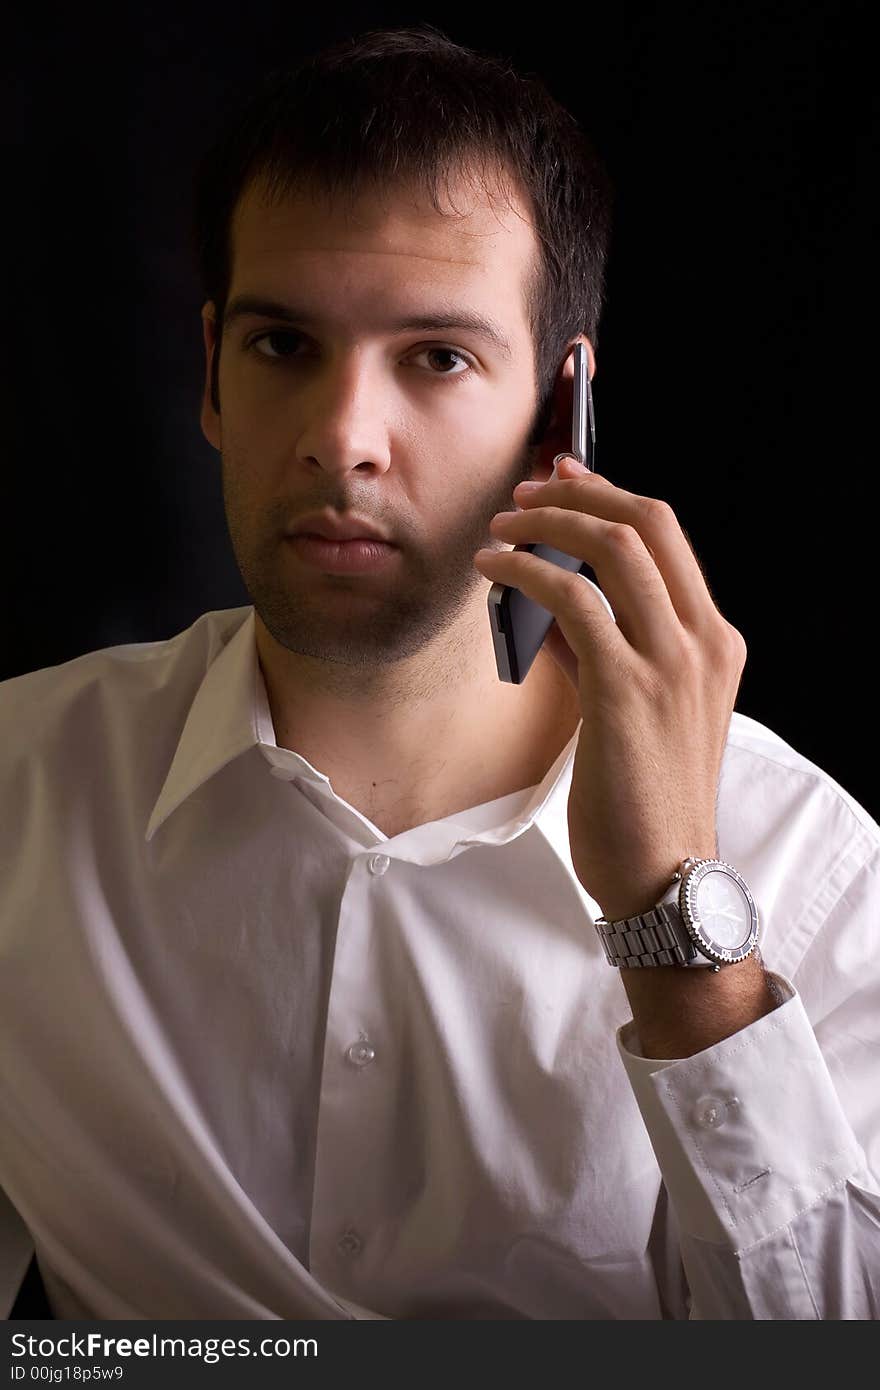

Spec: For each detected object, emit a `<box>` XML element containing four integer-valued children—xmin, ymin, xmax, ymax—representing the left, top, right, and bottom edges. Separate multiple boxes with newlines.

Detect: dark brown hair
<box><xmin>191</xmin><ymin>23</ymin><xmax>614</xmax><ymax>443</ymax></box>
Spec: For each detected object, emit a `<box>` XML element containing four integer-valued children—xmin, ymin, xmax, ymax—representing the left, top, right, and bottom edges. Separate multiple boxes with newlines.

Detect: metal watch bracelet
<box><xmin>594</xmin><ymin>902</ymin><xmax>708</xmax><ymax>969</ymax></box>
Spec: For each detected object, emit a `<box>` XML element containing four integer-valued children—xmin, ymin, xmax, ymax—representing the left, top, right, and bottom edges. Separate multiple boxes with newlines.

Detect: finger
<box><xmin>513</xmin><ymin>475</ymin><xmax>718</xmax><ymax>632</ymax></box>
<box><xmin>553</xmin><ymin>455</ymin><xmax>614</xmax><ymax>484</ymax></box>
<box><xmin>543</xmin><ymin>617</ymin><xmax>580</xmax><ymax>688</ymax></box>
<box><xmin>486</xmin><ymin>506</ymin><xmax>680</xmax><ymax>656</ymax></box>
<box><xmin>474</xmin><ymin>542</ymin><xmax>631</xmax><ymax>679</ymax></box>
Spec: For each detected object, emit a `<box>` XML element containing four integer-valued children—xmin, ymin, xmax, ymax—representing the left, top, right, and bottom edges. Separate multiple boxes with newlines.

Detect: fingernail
<box><xmin>514</xmin><ymin>480</ymin><xmax>542</xmax><ymax>493</ymax></box>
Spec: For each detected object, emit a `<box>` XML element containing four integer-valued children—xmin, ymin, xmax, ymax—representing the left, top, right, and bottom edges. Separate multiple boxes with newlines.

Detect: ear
<box><xmin>199</xmin><ymin>303</ymin><xmax>222</xmax><ymax>452</ymax></box>
<box><xmin>531</xmin><ymin>336</ymin><xmax>596</xmax><ymax>484</ymax></box>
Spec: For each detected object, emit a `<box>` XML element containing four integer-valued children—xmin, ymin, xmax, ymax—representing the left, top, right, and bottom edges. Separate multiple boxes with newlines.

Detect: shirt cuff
<box><xmin>616</xmin><ymin>974</ymin><xmax>865</xmax><ymax>1249</ymax></box>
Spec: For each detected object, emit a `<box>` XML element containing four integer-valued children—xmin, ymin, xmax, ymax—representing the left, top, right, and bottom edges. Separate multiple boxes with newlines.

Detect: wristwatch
<box><xmin>594</xmin><ymin>856</ymin><xmax>760</xmax><ymax>970</ymax></box>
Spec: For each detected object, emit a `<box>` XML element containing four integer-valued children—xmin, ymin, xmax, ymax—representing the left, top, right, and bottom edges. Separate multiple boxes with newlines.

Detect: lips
<box><xmin>288</xmin><ymin>512</ymin><xmax>393</xmax><ymax>543</ymax></box>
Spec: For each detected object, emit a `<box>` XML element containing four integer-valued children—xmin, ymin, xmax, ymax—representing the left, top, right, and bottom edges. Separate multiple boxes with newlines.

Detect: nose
<box><xmin>293</xmin><ymin>354</ymin><xmax>394</xmax><ymax>479</ymax></box>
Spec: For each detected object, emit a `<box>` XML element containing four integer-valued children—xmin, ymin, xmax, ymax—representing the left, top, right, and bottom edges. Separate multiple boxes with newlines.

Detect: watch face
<box><xmin>681</xmin><ymin>861</ymin><xmax>759</xmax><ymax>964</ymax></box>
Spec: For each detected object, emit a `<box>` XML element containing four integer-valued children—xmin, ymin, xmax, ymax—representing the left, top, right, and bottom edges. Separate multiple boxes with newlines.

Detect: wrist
<box><xmin>620</xmin><ymin>955</ymin><xmax>780</xmax><ymax>1058</ymax></box>
<box><xmin>596</xmin><ymin>846</ymin><xmax>718</xmax><ymax>924</ymax></box>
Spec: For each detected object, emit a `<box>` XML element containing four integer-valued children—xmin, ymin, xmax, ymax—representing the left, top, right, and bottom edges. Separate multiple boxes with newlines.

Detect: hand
<box><xmin>473</xmin><ymin>456</ymin><xmax>748</xmax><ymax>921</ymax></box>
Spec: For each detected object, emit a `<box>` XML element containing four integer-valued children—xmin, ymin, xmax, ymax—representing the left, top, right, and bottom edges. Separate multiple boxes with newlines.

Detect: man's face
<box><xmin>200</xmin><ymin>170</ymin><xmax>549</xmax><ymax>673</ymax></box>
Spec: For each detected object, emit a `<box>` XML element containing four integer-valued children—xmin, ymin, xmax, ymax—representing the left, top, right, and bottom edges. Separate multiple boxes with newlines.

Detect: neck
<box><xmin>256</xmin><ymin>608</ymin><xmax>581</xmax><ymax>832</ymax></box>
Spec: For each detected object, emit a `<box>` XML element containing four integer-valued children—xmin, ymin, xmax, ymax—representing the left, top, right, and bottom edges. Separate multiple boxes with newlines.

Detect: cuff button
<box><xmin>693</xmin><ymin>1095</ymin><xmax>740</xmax><ymax>1129</ymax></box>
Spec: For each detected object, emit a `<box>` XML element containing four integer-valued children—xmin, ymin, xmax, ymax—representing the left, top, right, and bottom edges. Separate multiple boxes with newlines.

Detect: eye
<box><xmin>248</xmin><ymin>330</ymin><xmax>307</xmax><ymax>360</ymax></box>
<box><xmin>247</xmin><ymin>331</ymin><xmax>475</xmax><ymax>379</ymax></box>
<box><xmin>409</xmin><ymin>346</ymin><xmax>475</xmax><ymax>378</ymax></box>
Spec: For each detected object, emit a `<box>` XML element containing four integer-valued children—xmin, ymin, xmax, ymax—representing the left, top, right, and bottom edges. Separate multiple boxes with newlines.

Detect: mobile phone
<box><xmin>487</xmin><ymin>342</ymin><xmax>615</xmax><ymax>683</ymax></box>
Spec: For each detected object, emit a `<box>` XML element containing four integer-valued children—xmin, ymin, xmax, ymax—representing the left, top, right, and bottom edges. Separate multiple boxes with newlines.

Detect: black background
<box><xmin>3</xmin><ymin>3</ymin><xmax>875</xmax><ymax>817</ymax></box>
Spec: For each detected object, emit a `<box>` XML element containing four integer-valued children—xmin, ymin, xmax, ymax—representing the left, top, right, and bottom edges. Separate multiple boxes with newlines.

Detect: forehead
<box><xmin>228</xmin><ymin>170</ymin><xmax>539</xmax><ymax>316</ymax></box>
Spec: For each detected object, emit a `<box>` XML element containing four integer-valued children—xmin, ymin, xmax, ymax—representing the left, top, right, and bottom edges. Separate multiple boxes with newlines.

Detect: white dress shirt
<box><xmin>1</xmin><ymin>604</ymin><xmax>878</xmax><ymax>1321</ymax></box>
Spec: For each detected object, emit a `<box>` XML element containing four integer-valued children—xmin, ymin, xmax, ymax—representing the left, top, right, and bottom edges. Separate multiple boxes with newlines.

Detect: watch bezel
<box><xmin>679</xmin><ymin>858</ymin><xmax>759</xmax><ymax>966</ymax></box>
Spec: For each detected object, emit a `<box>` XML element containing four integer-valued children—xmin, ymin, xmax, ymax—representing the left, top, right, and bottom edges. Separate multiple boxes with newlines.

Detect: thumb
<box><xmin>542</xmin><ymin>619</ymin><xmax>580</xmax><ymax>688</ymax></box>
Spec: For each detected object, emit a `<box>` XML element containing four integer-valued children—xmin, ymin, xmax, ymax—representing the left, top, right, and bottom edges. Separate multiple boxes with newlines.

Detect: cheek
<box><xmin>422</xmin><ymin>445</ymin><xmax>533</xmax><ymax>543</ymax></box>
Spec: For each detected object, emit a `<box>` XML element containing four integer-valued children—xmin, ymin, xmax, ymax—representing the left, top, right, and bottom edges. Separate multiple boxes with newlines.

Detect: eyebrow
<box><xmin>223</xmin><ymin>294</ymin><xmax>513</xmax><ymax>360</ymax></box>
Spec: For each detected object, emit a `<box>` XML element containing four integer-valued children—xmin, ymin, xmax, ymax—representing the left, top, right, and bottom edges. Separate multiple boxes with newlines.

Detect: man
<box><xmin>2</xmin><ymin>26</ymin><xmax>878</xmax><ymax>1320</ymax></box>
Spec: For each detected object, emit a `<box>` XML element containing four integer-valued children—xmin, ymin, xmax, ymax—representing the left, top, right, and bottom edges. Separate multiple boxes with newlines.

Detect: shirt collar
<box><xmin>146</xmin><ymin>608</ymin><xmax>263</xmax><ymax>843</ymax></box>
<box><xmin>146</xmin><ymin>608</ymin><xmax>582</xmax><ymax>864</ymax></box>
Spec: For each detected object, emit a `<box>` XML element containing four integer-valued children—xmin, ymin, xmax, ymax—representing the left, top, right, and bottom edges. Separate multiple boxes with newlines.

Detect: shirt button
<box><xmin>337</xmin><ymin>1229</ymin><xmax>362</xmax><ymax>1257</ymax></box>
<box><xmin>345</xmin><ymin>1039</ymin><xmax>376</xmax><ymax>1068</ymax></box>
<box><xmin>693</xmin><ymin>1095</ymin><xmax>739</xmax><ymax>1129</ymax></box>
<box><xmin>368</xmin><ymin>853</ymin><xmax>390</xmax><ymax>875</ymax></box>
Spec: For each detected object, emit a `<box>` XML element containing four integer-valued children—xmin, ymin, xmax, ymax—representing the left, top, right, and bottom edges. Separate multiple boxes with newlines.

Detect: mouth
<box><xmin>287</xmin><ymin>511</ymin><xmax>393</xmax><ymax>544</ymax></box>
<box><xmin>285</xmin><ymin>532</ymin><xmax>399</xmax><ymax>575</ymax></box>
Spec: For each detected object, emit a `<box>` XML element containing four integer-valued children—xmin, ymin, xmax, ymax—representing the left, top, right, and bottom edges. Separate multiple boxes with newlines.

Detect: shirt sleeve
<box><xmin>617</xmin><ymin>895</ymin><xmax>880</xmax><ymax>1320</ymax></box>
<box><xmin>0</xmin><ymin>1183</ymin><xmax>35</xmax><ymax>1319</ymax></box>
